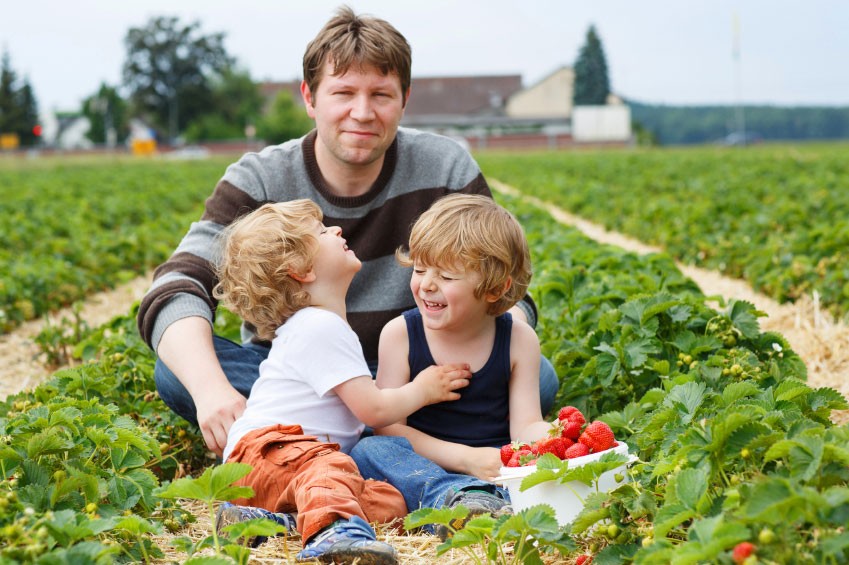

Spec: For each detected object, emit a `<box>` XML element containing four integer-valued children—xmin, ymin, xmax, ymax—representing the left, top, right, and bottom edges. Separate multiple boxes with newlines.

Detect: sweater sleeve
<box><xmin>137</xmin><ymin>176</ymin><xmax>264</xmax><ymax>351</ymax></box>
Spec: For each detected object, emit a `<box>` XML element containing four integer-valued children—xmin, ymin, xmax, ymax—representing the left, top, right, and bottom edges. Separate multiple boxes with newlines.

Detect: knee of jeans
<box><xmin>351</xmin><ymin>435</ymin><xmax>409</xmax><ymax>461</ymax></box>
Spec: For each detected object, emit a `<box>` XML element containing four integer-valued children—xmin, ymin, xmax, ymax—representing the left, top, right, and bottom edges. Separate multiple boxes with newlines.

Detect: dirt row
<box><xmin>2</xmin><ymin>184</ymin><xmax>847</xmax><ymax>425</ymax></box>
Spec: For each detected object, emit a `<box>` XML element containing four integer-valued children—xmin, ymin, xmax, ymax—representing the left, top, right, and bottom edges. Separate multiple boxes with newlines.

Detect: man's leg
<box><xmin>539</xmin><ymin>354</ymin><xmax>559</xmax><ymax>417</ymax></box>
<box><xmin>154</xmin><ymin>336</ymin><xmax>270</xmax><ymax>425</ymax></box>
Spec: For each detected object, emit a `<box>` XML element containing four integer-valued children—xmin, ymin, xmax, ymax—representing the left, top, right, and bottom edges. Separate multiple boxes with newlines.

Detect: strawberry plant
<box><xmin>480</xmin><ymin>143</ymin><xmax>849</xmax><ymax>319</ymax></box>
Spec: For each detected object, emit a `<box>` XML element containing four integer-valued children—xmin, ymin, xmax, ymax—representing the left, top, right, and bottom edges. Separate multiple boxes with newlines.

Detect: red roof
<box><xmin>259</xmin><ymin>74</ymin><xmax>524</xmax><ymax>117</ymax></box>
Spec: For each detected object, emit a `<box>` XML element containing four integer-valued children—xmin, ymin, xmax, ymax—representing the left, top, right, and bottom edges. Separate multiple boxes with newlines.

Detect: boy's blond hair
<box><xmin>398</xmin><ymin>194</ymin><xmax>531</xmax><ymax>316</ymax></box>
<box><xmin>303</xmin><ymin>5</ymin><xmax>412</xmax><ymax>105</ymax></box>
<box><xmin>213</xmin><ymin>200</ymin><xmax>323</xmax><ymax>341</ymax></box>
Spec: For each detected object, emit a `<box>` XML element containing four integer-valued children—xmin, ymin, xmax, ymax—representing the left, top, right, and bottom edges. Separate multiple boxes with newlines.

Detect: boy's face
<box><xmin>410</xmin><ymin>262</ymin><xmax>492</xmax><ymax>331</ymax></box>
<box><xmin>301</xmin><ymin>60</ymin><xmax>407</xmax><ymax>170</ymax></box>
<box><xmin>310</xmin><ymin>221</ymin><xmax>362</xmax><ymax>281</ymax></box>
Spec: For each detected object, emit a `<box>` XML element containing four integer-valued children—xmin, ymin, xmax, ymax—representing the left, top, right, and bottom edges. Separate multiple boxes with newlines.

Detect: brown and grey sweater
<box><xmin>137</xmin><ymin>127</ymin><xmax>507</xmax><ymax>363</ymax></box>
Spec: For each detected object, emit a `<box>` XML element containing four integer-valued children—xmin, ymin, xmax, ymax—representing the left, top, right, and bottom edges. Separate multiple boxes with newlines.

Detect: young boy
<box><xmin>350</xmin><ymin>194</ymin><xmax>553</xmax><ymax>538</ymax></box>
<box><xmin>212</xmin><ymin>200</ymin><xmax>472</xmax><ymax>563</ymax></box>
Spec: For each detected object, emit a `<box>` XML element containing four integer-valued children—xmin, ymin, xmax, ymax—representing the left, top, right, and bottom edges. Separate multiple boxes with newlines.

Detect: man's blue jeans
<box><xmin>154</xmin><ymin>336</ymin><xmax>560</xmax><ymax>426</ymax></box>
<box><xmin>349</xmin><ymin>435</ymin><xmax>511</xmax><ymax>533</ymax></box>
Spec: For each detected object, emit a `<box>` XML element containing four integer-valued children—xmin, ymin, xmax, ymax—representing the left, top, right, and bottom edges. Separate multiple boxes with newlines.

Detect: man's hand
<box><xmin>414</xmin><ymin>363</ymin><xmax>472</xmax><ymax>404</ymax></box>
<box><xmin>193</xmin><ymin>381</ymin><xmax>247</xmax><ymax>456</ymax></box>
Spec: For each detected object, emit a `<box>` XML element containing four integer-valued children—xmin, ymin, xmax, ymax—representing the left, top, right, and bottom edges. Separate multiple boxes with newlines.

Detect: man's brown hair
<box><xmin>303</xmin><ymin>5</ymin><xmax>412</xmax><ymax>104</ymax></box>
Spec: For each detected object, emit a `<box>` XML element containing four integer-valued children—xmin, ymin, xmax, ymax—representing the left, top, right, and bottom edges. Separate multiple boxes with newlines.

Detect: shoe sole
<box><xmin>304</xmin><ymin>548</ymin><xmax>397</xmax><ymax>565</ymax></box>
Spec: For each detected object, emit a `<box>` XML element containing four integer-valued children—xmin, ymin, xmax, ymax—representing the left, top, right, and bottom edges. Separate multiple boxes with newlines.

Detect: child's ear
<box><xmin>485</xmin><ymin>277</ymin><xmax>512</xmax><ymax>303</ymax></box>
<box><xmin>289</xmin><ymin>269</ymin><xmax>316</xmax><ymax>283</ymax></box>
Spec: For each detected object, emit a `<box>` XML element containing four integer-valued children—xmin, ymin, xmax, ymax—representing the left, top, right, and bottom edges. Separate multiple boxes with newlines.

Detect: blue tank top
<box><xmin>403</xmin><ymin>308</ymin><xmax>512</xmax><ymax>448</ymax></box>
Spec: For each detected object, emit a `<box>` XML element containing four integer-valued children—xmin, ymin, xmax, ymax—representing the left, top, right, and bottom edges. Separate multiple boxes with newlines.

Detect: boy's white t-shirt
<box><xmin>222</xmin><ymin>307</ymin><xmax>370</xmax><ymax>461</ymax></box>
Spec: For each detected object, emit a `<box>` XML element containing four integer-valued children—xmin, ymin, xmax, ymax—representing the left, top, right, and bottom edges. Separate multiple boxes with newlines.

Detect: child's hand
<box><xmin>464</xmin><ymin>447</ymin><xmax>502</xmax><ymax>482</ymax></box>
<box><xmin>415</xmin><ymin>363</ymin><xmax>472</xmax><ymax>404</ymax></box>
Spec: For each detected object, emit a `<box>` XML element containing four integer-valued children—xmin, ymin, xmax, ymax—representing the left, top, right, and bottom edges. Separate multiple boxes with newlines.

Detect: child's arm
<box><xmin>376</xmin><ymin>423</ymin><xmax>503</xmax><ymax>482</ymax></box>
<box><xmin>507</xmin><ymin>320</ymin><xmax>552</xmax><ymax>442</ymax></box>
<box><xmin>373</xmin><ymin>317</ymin><xmax>502</xmax><ymax>481</ymax></box>
<box><xmin>333</xmin><ymin>319</ymin><xmax>471</xmax><ymax>428</ymax></box>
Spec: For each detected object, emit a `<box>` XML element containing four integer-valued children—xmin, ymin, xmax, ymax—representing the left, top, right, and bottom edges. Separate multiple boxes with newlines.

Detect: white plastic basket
<box><xmin>496</xmin><ymin>442</ymin><xmax>632</xmax><ymax>526</ymax></box>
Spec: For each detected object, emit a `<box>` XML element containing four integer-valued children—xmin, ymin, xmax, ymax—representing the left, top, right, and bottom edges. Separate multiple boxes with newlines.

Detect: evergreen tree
<box><xmin>573</xmin><ymin>25</ymin><xmax>611</xmax><ymax>105</ymax></box>
<box><xmin>0</xmin><ymin>50</ymin><xmax>40</xmax><ymax>146</ymax></box>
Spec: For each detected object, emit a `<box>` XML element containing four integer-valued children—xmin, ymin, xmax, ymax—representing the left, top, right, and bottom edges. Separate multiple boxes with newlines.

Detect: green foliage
<box><xmin>122</xmin><ymin>16</ymin><xmax>234</xmax><ymax>141</ymax></box>
<box><xmin>184</xmin><ymin>68</ymin><xmax>264</xmax><ymax>142</ymax></box>
<box><xmin>256</xmin><ymin>90</ymin><xmax>314</xmax><ymax>145</ymax></box>
<box><xmin>479</xmin><ymin>144</ymin><xmax>849</xmax><ymax>319</ymax></box>
<box><xmin>405</xmin><ymin>504</ymin><xmax>575</xmax><ymax>564</ymax></box>
<box><xmin>573</xmin><ymin>25</ymin><xmax>610</xmax><ymax>105</ymax></box>
<box><xmin>82</xmin><ymin>83</ymin><xmax>130</xmax><ymax>145</ymax></box>
<box><xmin>0</xmin><ymin>157</ymin><xmax>232</xmax><ymax>334</ymax></box>
<box><xmin>630</xmin><ymin>101</ymin><xmax>849</xmax><ymax>145</ymax></box>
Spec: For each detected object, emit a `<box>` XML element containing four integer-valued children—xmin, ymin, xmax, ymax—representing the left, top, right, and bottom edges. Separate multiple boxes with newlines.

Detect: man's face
<box><xmin>302</xmin><ymin>60</ymin><xmax>408</xmax><ymax>169</ymax></box>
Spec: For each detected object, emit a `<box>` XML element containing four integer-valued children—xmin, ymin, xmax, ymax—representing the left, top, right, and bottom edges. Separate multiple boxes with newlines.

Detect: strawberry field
<box><xmin>0</xmin><ymin>157</ymin><xmax>233</xmax><ymax>333</ymax></box>
<box><xmin>1</xmin><ymin>150</ymin><xmax>848</xmax><ymax>564</ymax></box>
<box><xmin>478</xmin><ymin>143</ymin><xmax>849</xmax><ymax>320</ymax></box>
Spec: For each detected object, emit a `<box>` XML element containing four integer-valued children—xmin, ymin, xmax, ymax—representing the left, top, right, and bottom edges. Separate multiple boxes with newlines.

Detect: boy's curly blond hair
<box><xmin>397</xmin><ymin>194</ymin><xmax>532</xmax><ymax>316</ymax></box>
<box><xmin>213</xmin><ymin>200</ymin><xmax>323</xmax><ymax>341</ymax></box>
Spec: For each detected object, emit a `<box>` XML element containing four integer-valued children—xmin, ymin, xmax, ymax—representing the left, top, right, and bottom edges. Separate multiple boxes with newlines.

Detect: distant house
<box><xmin>39</xmin><ymin>112</ymin><xmax>93</xmax><ymax>150</ymax></box>
<box><xmin>259</xmin><ymin>65</ymin><xmax>630</xmax><ymax>149</ymax></box>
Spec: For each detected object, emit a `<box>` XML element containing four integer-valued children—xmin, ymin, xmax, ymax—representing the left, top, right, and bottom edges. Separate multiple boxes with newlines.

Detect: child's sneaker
<box><xmin>215</xmin><ymin>502</ymin><xmax>297</xmax><ymax>547</ymax></box>
<box><xmin>295</xmin><ymin>515</ymin><xmax>397</xmax><ymax>564</ymax></box>
<box><xmin>436</xmin><ymin>485</ymin><xmax>513</xmax><ymax>541</ymax></box>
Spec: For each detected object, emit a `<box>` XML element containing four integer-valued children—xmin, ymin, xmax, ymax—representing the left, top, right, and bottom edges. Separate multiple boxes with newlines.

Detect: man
<box><xmin>137</xmin><ymin>6</ymin><xmax>557</xmax><ymax>456</ymax></box>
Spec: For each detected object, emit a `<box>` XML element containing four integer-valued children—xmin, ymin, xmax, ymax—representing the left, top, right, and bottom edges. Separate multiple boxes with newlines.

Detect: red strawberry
<box><xmin>500</xmin><ymin>444</ymin><xmax>515</xmax><ymax>465</ymax></box>
<box><xmin>506</xmin><ymin>453</ymin><xmax>521</xmax><ymax>467</ymax></box>
<box><xmin>732</xmin><ymin>542</ymin><xmax>755</xmax><ymax>564</ymax></box>
<box><xmin>534</xmin><ymin>437</ymin><xmax>570</xmax><ymax>459</ymax></box>
<box><xmin>564</xmin><ymin>442</ymin><xmax>590</xmax><ymax>459</ymax></box>
<box><xmin>557</xmin><ymin>406</ymin><xmax>584</xmax><ymax>422</ymax></box>
<box><xmin>579</xmin><ymin>421</ymin><xmax>615</xmax><ymax>453</ymax></box>
<box><xmin>561</xmin><ymin>419</ymin><xmax>584</xmax><ymax>440</ymax></box>
<box><xmin>557</xmin><ymin>406</ymin><xmax>586</xmax><ymax>440</ymax></box>
<box><xmin>575</xmin><ymin>555</ymin><xmax>593</xmax><ymax>565</ymax></box>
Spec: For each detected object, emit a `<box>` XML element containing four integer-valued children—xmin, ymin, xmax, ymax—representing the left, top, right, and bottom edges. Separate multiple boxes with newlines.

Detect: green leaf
<box><xmin>654</xmin><ymin>503</ymin><xmax>696</xmax><ymax>539</ymax></box>
<box><xmin>720</xmin><ymin>381</ymin><xmax>761</xmax><ymax>405</ymax></box>
<box><xmin>663</xmin><ymin>381</ymin><xmax>706</xmax><ymax>424</ymax></box>
<box><xmin>156</xmin><ymin>462</ymin><xmax>254</xmax><ymax>503</ymax></box>
<box><xmin>26</xmin><ymin>428</ymin><xmax>74</xmax><ymax>458</ymax></box>
<box><xmin>673</xmin><ymin>467</ymin><xmax>710</xmax><ymax>511</ymax></box>
<box><xmin>727</xmin><ymin>300</ymin><xmax>763</xmax><ymax>339</ymax></box>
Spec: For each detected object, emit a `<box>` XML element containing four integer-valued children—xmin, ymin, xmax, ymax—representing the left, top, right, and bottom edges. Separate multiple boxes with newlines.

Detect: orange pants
<box><xmin>226</xmin><ymin>424</ymin><xmax>408</xmax><ymax>541</ymax></box>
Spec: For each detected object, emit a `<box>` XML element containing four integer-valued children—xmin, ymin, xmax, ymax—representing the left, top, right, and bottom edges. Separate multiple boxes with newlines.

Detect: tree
<box><xmin>122</xmin><ymin>16</ymin><xmax>233</xmax><ymax>143</ymax></box>
<box><xmin>573</xmin><ymin>25</ymin><xmax>611</xmax><ymax>105</ymax></box>
<box><xmin>82</xmin><ymin>83</ymin><xmax>129</xmax><ymax>146</ymax></box>
<box><xmin>0</xmin><ymin>50</ymin><xmax>39</xmax><ymax>146</ymax></box>
<box><xmin>256</xmin><ymin>90</ymin><xmax>313</xmax><ymax>145</ymax></box>
<box><xmin>184</xmin><ymin>68</ymin><xmax>264</xmax><ymax>142</ymax></box>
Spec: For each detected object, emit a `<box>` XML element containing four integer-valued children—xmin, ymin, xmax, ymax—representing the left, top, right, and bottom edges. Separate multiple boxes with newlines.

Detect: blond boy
<box><xmin>213</xmin><ymin>200</ymin><xmax>471</xmax><ymax>563</ymax></box>
<box><xmin>351</xmin><ymin>194</ymin><xmax>552</xmax><ymax>538</ymax></box>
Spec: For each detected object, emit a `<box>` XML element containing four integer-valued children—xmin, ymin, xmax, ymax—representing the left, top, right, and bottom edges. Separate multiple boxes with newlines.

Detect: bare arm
<box><xmin>508</xmin><ymin>320</ymin><xmax>552</xmax><ymax>443</ymax></box>
<box><xmin>334</xmin><ymin>364</ymin><xmax>470</xmax><ymax>429</ymax></box>
<box><xmin>157</xmin><ymin>316</ymin><xmax>247</xmax><ymax>456</ymax></box>
<box><xmin>371</xmin><ymin>317</ymin><xmax>500</xmax><ymax>480</ymax></box>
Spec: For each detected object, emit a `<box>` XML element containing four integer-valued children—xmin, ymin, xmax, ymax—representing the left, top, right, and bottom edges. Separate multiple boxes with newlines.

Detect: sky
<box><xmin>2</xmin><ymin>0</ymin><xmax>848</xmax><ymax>112</ymax></box>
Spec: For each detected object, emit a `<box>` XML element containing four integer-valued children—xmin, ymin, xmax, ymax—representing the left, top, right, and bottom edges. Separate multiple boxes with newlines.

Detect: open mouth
<box><xmin>422</xmin><ymin>299</ymin><xmax>446</xmax><ymax>311</ymax></box>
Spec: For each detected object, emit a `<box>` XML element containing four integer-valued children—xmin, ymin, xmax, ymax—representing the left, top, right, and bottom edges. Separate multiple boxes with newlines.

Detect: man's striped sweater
<box><xmin>137</xmin><ymin>127</ymin><xmax>496</xmax><ymax>363</ymax></box>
